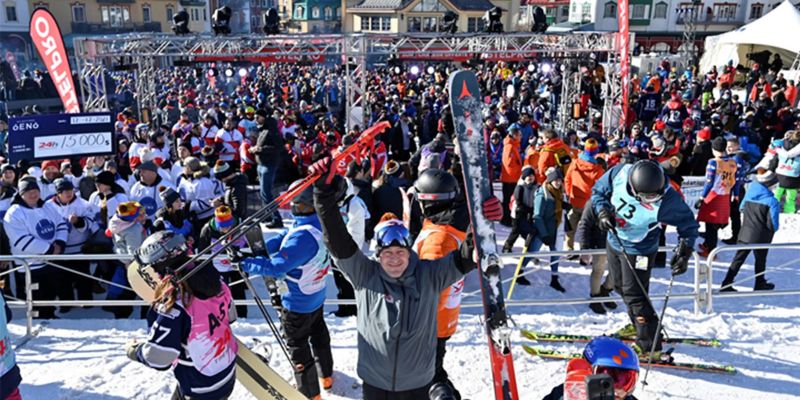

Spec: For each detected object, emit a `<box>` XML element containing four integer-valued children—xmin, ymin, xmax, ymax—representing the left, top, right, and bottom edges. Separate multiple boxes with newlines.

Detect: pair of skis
<box><xmin>520</xmin><ymin>329</ymin><xmax>734</xmax><ymax>374</ymax></box>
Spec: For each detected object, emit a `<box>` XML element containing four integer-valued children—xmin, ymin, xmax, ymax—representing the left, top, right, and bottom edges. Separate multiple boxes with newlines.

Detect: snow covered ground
<box><xmin>6</xmin><ymin>213</ymin><xmax>800</xmax><ymax>400</ymax></box>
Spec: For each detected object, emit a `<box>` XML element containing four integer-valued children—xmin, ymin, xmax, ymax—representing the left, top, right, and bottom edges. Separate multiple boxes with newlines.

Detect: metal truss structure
<box><xmin>74</xmin><ymin>32</ymin><xmax>621</xmax><ymax>133</ymax></box>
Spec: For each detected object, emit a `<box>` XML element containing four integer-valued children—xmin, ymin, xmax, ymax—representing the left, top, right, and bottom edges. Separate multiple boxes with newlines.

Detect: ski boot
<box><xmin>754</xmin><ymin>280</ymin><xmax>775</xmax><ymax>291</ymax></box>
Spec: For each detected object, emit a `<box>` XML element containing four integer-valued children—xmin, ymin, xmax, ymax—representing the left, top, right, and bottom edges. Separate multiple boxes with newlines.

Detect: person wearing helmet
<box><xmin>542</xmin><ymin>336</ymin><xmax>640</xmax><ymax>400</ymax></box>
<box><xmin>591</xmin><ymin>160</ymin><xmax>698</xmax><ymax>355</ymax></box>
<box><xmin>409</xmin><ymin>168</ymin><xmax>501</xmax><ymax>400</ymax></box>
<box><xmin>125</xmin><ymin>231</ymin><xmax>237</xmax><ymax>400</ymax></box>
<box><xmin>310</xmin><ymin>161</ymin><xmax>480</xmax><ymax>399</ymax></box>
<box><xmin>239</xmin><ymin>179</ymin><xmax>334</xmax><ymax>399</ymax></box>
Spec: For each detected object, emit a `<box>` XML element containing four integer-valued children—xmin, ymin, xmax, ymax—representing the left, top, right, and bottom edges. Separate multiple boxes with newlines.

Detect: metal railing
<box><xmin>3</xmin><ymin>242</ymin><xmax>799</xmax><ymax>344</ymax></box>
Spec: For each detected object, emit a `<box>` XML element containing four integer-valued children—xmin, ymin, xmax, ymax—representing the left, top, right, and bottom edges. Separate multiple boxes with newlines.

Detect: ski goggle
<box><xmin>634</xmin><ymin>191</ymin><xmax>664</xmax><ymax>204</ymax></box>
<box><xmin>594</xmin><ymin>366</ymin><xmax>638</xmax><ymax>395</ymax></box>
<box><xmin>375</xmin><ymin>220</ymin><xmax>411</xmax><ymax>250</ymax></box>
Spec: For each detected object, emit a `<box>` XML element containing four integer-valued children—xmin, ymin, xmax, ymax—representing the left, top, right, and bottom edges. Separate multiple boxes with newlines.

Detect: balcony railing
<box><xmin>676</xmin><ymin>14</ymin><xmax>744</xmax><ymax>25</ymax></box>
<box><xmin>71</xmin><ymin>21</ymin><xmax>162</xmax><ymax>34</ymax></box>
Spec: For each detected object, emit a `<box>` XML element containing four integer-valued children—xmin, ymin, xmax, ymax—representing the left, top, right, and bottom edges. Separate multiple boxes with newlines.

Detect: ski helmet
<box><xmin>628</xmin><ymin>160</ymin><xmax>666</xmax><ymax>204</ymax></box>
<box><xmin>135</xmin><ymin>231</ymin><xmax>189</xmax><ymax>274</ymax></box>
<box><xmin>148</xmin><ymin>130</ymin><xmax>165</xmax><ymax>144</ymax></box>
<box><xmin>583</xmin><ymin>336</ymin><xmax>639</xmax><ymax>397</ymax></box>
<box><xmin>374</xmin><ymin>215</ymin><xmax>411</xmax><ymax>254</ymax></box>
<box><xmin>288</xmin><ymin>179</ymin><xmax>314</xmax><ymax>216</ymax></box>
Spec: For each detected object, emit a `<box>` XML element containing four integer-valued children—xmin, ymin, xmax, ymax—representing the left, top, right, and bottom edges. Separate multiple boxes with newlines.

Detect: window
<box><xmin>581</xmin><ymin>3</ymin><xmax>591</xmax><ymax>22</ymax></box>
<box><xmin>423</xmin><ymin>16</ymin><xmax>438</xmax><ymax>32</ymax></box>
<box><xmin>71</xmin><ymin>4</ymin><xmax>85</xmax><ymax>23</ymax></box>
<box><xmin>603</xmin><ymin>2</ymin><xmax>616</xmax><ymax>18</ymax></box>
<box><xmin>412</xmin><ymin>0</ymin><xmax>446</xmax><ymax>12</ymax></box>
<box><xmin>381</xmin><ymin>16</ymin><xmax>391</xmax><ymax>30</ymax></box>
<box><xmin>676</xmin><ymin>3</ymin><xmax>700</xmax><ymax>23</ymax></box>
<box><xmin>295</xmin><ymin>5</ymin><xmax>304</xmax><ymax>19</ymax></box>
<box><xmin>571</xmin><ymin>2</ymin><xmax>576</xmax><ymax>13</ymax></box>
<box><xmin>631</xmin><ymin>4</ymin><xmax>648</xmax><ymax>19</ymax></box>
<box><xmin>561</xmin><ymin>5</ymin><xmax>569</xmax><ymax>17</ymax></box>
<box><xmin>102</xmin><ymin>6</ymin><xmax>128</xmax><ymax>27</ymax></box>
<box><xmin>467</xmin><ymin>16</ymin><xmax>485</xmax><ymax>32</ymax></box>
<box><xmin>203</xmin><ymin>8</ymin><xmax>207</xmax><ymax>21</ymax></box>
<box><xmin>142</xmin><ymin>5</ymin><xmax>151</xmax><ymax>22</ymax></box>
<box><xmin>750</xmin><ymin>3</ymin><xmax>763</xmax><ymax>19</ymax></box>
<box><xmin>362</xmin><ymin>16</ymin><xmax>391</xmax><ymax>31</ymax></box>
<box><xmin>407</xmin><ymin>16</ymin><xmax>421</xmax><ymax>32</ymax></box>
<box><xmin>653</xmin><ymin>2</ymin><xmax>667</xmax><ymax>18</ymax></box>
<box><xmin>312</xmin><ymin>6</ymin><xmax>320</xmax><ymax>18</ymax></box>
<box><xmin>713</xmin><ymin>4</ymin><xmax>737</xmax><ymax>22</ymax></box>
<box><xmin>5</xmin><ymin>6</ymin><xmax>17</xmax><ymax>22</ymax></box>
<box><xmin>370</xmin><ymin>16</ymin><xmax>380</xmax><ymax>30</ymax></box>
<box><xmin>166</xmin><ymin>5</ymin><xmax>174</xmax><ymax>21</ymax></box>
<box><xmin>361</xmin><ymin>16</ymin><xmax>369</xmax><ymax>30</ymax></box>
<box><xmin>336</xmin><ymin>7</ymin><xmax>341</xmax><ymax>18</ymax></box>
<box><xmin>324</xmin><ymin>7</ymin><xmax>332</xmax><ymax>20</ymax></box>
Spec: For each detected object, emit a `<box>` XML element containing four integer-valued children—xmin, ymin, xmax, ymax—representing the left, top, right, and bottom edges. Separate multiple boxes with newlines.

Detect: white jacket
<box><xmin>129</xmin><ymin>176</ymin><xmax>176</xmax><ymax>220</ymax></box>
<box><xmin>340</xmin><ymin>180</ymin><xmax>370</xmax><ymax>250</ymax></box>
<box><xmin>179</xmin><ymin>176</ymin><xmax>224</xmax><ymax>220</ymax></box>
<box><xmin>46</xmin><ymin>196</ymin><xmax>99</xmax><ymax>254</ymax></box>
<box><xmin>3</xmin><ymin>197</ymin><xmax>69</xmax><ymax>269</ymax></box>
<box><xmin>88</xmin><ymin>191</ymin><xmax>129</xmax><ymax>228</ymax></box>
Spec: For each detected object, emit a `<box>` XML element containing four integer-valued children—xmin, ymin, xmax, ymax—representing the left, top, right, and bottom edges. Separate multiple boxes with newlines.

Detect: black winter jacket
<box><xmin>223</xmin><ymin>174</ymin><xmax>249</xmax><ymax>220</ymax></box>
<box><xmin>575</xmin><ymin>199</ymin><xmax>606</xmax><ymax>250</ymax></box>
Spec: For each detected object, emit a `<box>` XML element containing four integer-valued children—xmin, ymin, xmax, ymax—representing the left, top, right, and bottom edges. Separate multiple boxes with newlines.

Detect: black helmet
<box><xmin>148</xmin><ymin>130</ymin><xmax>165</xmax><ymax>143</ymax></box>
<box><xmin>135</xmin><ymin>231</ymin><xmax>188</xmax><ymax>273</ymax></box>
<box><xmin>628</xmin><ymin>160</ymin><xmax>666</xmax><ymax>203</ymax></box>
<box><xmin>288</xmin><ymin>179</ymin><xmax>314</xmax><ymax>215</ymax></box>
<box><xmin>414</xmin><ymin>168</ymin><xmax>458</xmax><ymax>203</ymax></box>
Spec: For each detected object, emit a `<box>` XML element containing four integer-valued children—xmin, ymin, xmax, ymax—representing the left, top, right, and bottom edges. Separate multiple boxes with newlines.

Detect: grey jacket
<box><xmin>314</xmin><ymin>178</ymin><xmax>473</xmax><ymax>392</ymax></box>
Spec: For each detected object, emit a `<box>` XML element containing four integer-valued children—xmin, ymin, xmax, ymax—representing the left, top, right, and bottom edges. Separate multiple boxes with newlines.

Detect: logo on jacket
<box><xmin>384</xmin><ymin>293</ymin><xmax>394</xmax><ymax>303</ymax></box>
<box><xmin>139</xmin><ymin>197</ymin><xmax>157</xmax><ymax>216</ymax></box>
<box><xmin>36</xmin><ymin>219</ymin><xmax>56</xmax><ymax>240</ymax></box>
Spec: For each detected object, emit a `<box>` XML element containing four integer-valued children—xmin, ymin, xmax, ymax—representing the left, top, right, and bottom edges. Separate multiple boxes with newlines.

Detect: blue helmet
<box><xmin>583</xmin><ymin>336</ymin><xmax>639</xmax><ymax>371</ymax></box>
<box><xmin>374</xmin><ymin>217</ymin><xmax>411</xmax><ymax>253</ymax></box>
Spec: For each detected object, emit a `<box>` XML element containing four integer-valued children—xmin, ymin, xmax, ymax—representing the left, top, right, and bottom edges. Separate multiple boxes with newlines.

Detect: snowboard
<box><xmin>127</xmin><ymin>260</ymin><xmax>306</xmax><ymax>400</ymax></box>
<box><xmin>522</xmin><ymin>345</ymin><xmax>736</xmax><ymax>374</ymax></box>
<box><xmin>521</xmin><ymin>329</ymin><xmax>723</xmax><ymax>348</ymax></box>
<box><xmin>449</xmin><ymin>69</ymin><xmax>519</xmax><ymax>400</ymax></box>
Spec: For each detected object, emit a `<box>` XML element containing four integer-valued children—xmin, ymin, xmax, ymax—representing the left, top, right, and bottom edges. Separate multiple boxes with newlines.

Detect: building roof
<box><xmin>350</xmin><ymin>0</ymin><xmax>493</xmax><ymax>11</ymax></box>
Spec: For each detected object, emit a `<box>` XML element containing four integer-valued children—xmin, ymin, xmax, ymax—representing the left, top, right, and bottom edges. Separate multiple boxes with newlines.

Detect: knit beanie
<box><xmin>213</xmin><ymin>160</ymin><xmax>234</xmax><ymax>181</ymax></box>
<box><xmin>17</xmin><ymin>176</ymin><xmax>39</xmax><ymax>194</ymax></box>
<box><xmin>117</xmin><ymin>201</ymin><xmax>142</xmax><ymax>222</ymax></box>
<box><xmin>697</xmin><ymin>127</ymin><xmax>712</xmax><ymax>141</ymax></box>
<box><xmin>159</xmin><ymin>186</ymin><xmax>181</xmax><ymax>208</ymax></box>
<box><xmin>215</xmin><ymin>206</ymin><xmax>236</xmax><ymax>229</ymax></box>
<box><xmin>545</xmin><ymin>167</ymin><xmax>563</xmax><ymax>183</ymax></box>
<box><xmin>584</xmin><ymin>138</ymin><xmax>600</xmax><ymax>156</ymax></box>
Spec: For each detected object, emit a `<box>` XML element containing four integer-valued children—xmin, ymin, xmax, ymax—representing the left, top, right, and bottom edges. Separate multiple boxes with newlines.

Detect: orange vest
<box><xmin>414</xmin><ymin>220</ymin><xmax>467</xmax><ymax>338</ymax></box>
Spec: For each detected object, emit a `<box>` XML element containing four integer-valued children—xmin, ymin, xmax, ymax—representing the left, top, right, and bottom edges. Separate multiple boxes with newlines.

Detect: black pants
<box><xmin>62</xmin><ymin>259</ymin><xmax>93</xmax><ymax>302</ymax></box>
<box><xmin>606</xmin><ymin>244</ymin><xmax>661</xmax><ymax>352</ymax></box>
<box><xmin>15</xmin><ymin>266</ymin><xmax>60</xmax><ymax>319</ymax></box>
<box><xmin>434</xmin><ymin>336</ymin><xmax>461</xmax><ymax>399</ymax></box>
<box><xmin>501</xmin><ymin>182</ymin><xmax>516</xmax><ymax>225</ymax></box>
<box><xmin>333</xmin><ymin>268</ymin><xmax>357</xmax><ymax>317</ymax></box>
<box><xmin>363</xmin><ymin>382</ymin><xmax>432</xmax><ymax>400</ymax></box>
<box><xmin>503</xmin><ymin>217</ymin><xmax>534</xmax><ymax>251</ymax></box>
<box><xmin>729</xmin><ymin>192</ymin><xmax>743</xmax><ymax>242</ymax></box>
<box><xmin>220</xmin><ymin>271</ymin><xmax>248</xmax><ymax>318</ymax></box>
<box><xmin>723</xmin><ymin>247</ymin><xmax>768</xmax><ymax>286</ymax></box>
<box><xmin>704</xmin><ymin>223</ymin><xmax>722</xmax><ymax>251</ymax></box>
<box><xmin>280</xmin><ymin>307</ymin><xmax>334</xmax><ymax>398</ymax></box>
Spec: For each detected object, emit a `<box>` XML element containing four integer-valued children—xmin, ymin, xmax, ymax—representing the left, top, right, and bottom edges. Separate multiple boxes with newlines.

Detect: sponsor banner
<box><xmin>30</xmin><ymin>8</ymin><xmax>80</xmax><ymax>114</ymax></box>
<box><xmin>680</xmin><ymin>176</ymin><xmax>706</xmax><ymax>213</ymax></box>
<box><xmin>8</xmin><ymin>112</ymin><xmax>115</xmax><ymax>163</ymax></box>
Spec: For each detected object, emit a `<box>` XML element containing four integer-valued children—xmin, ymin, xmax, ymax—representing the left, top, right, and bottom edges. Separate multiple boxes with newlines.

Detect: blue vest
<box><xmin>610</xmin><ymin>164</ymin><xmax>663</xmax><ymax>243</ymax></box>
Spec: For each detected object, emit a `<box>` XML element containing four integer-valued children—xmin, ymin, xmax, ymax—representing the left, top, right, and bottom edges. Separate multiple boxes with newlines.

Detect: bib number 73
<box><xmin>616</xmin><ymin>197</ymin><xmax>637</xmax><ymax>220</ymax></box>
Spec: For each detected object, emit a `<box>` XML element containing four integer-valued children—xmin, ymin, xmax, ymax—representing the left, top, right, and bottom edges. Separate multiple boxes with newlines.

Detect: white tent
<box><xmin>699</xmin><ymin>0</ymin><xmax>800</xmax><ymax>73</ymax></box>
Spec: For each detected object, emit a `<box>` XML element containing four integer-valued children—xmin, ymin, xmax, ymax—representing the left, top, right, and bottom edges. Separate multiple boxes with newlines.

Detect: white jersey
<box><xmin>215</xmin><ymin>129</ymin><xmax>243</xmax><ymax>162</ymax></box>
<box><xmin>178</xmin><ymin>176</ymin><xmax>224</xmax><ymax>220</ymax></box>
<box><xmin>46</xmin><ymin>196</ymin><xmax>99</xmax><ymax>254</ymax></box>
<box><xmin>129</xmin><ymin>177</ymin><xmax>176</xmax><ymax>219</ymax></box>
<box><xmin>38</xmin><ymin>177</ymin><xmax>57</xmax><ymax>201</ymax></box>
<box><xmin>88</xmin><ymin>191</ymin><xmax>129</xmax><ymax>228</ymax></box>
<box><xmin>201</xmin><ymin>124</ymin><xmax>219</xmax><ymax>148</ymax></box>
<box><xmin>4</xmin><ymin>199</ymin><xmax>69</xmax><ymax>269</ymax></box>
<box><xmin>340</xmin><ymin>181</ymin><xmax>370</xmax><ymax>250</ymax></box>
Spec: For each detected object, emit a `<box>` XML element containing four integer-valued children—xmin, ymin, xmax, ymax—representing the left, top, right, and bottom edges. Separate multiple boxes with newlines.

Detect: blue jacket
<box><xmin>591</xmin><ymin>164</ymin><xmax>699</xmax><ymax>255</ymax></box>
<box><xmin>1</xmin><ymin>297</ymin><xmax>21</xmax><ymax>400</ymax></box>
<box><xmin>243</xmin><ymin>214</ymin><xmax>329</xmax><ymax>313</ymax></box>
<box><xmin>533</xmin><ymin>185</ymin><xmax>560</xmax><ymax>245</ymax></box>
<box><xmin>738</xmin><ymin>182</ymin><xmax>780</xmax><ymax>244</ymax></box>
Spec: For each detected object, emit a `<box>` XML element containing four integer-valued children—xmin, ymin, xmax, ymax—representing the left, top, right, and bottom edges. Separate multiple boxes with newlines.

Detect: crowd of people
<box><xmin>0</xmin><ymin>52</ymin><xmax>799</xmax><ymax>400</ymax></box>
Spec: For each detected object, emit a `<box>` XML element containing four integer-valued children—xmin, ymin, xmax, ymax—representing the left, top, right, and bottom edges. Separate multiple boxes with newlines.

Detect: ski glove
<box><xmin>598</xmin><ymin>208</ymin><xmax>616</xmax><ymax>231</ymax></box>
<box><xmin>240</xmin><ymin>256</ymin><xmax>270</xmax><ymax>276</ymax></box>
<box><xmin>309</xmin><ymin>156</ymin><xmax>337</xmax><ymax>185</ymax></box>
<box><xmin>670</xmin><ymin>239</ymin><xmax>692</xmax><ymax>276</ymax></box>
<box><xmin>694</xmin><ymin>199</ymin><xmax>703</xmax><ymax>210</ymax></box>
<box><xmin>482</xmin><ymin>196</ymin><xmax>503</xmax><ymax>222</ymax></box>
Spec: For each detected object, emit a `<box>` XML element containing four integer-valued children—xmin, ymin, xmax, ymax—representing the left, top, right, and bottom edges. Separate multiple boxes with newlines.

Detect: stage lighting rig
<box><xmin>263</xmin><ymin>8</ymin><xmax>281</xmax><ymax>34</ymax></box>
<box><xmin>212</xmin><ymin>6</ymin><xmax>232</xmax><ymax>35</ymax></box>
<box><xmin>172</xmin><ymin>10</ymin><xmax>190</xmax><ymax>35</ymax></box>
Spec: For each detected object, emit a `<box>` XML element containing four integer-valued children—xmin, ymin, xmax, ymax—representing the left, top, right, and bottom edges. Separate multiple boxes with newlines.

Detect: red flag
<box><xmin>30</xmin><ymin>8</ymin><xmax>80</xmax><ymax>114</ymax></box>
<box><xmin>618</xmin><ymin>0</ymin><xmax>630</xmax><ymax>130</ymax></box>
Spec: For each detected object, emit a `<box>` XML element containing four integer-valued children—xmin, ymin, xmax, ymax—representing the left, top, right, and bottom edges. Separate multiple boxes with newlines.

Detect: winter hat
<box><xmin>54</xmin><ymin>178</ymin><xmax>74</xmax><ymax>193</ymax></box>
<box><xmin>384</xmin><ymin>160</ymin><xmax>401</xmax><ymax>177</ymax></box>
<box><xmin>213</xmin><ymin>160</ymin><xmax>234</xmax><ymax>181</ymax></box>
<box><xmin>0</xmin><ymin>163</ymin><xmax>15</xmax><ymax>175</ymax></box>
<box><xmin>584</xmin><ymin>138</ymin><xmax>600</xmax><ymax>156</ymax></box>
<box><xmin>95</xmin><ymin>171</ymin><xmax>116</xmax><ymax>187</ymax></box>
<box><xmin>756</xmin><ymin>168</ymin><xmax>778</xmax><ymax>186</ymax></box>
<box><xmin>17</xmin><ymin>176</ymin><xmax>39</xmax><ymax>194</ymax></box>
<box><xmin>116</xmin><ymin>201</ymin><xmax>143</xmax><ymax>222</ymax></box>
<box><xmin>177</xmin><ymin>140</ymin><xmax>193</xmax><ymax>154</ymax></box>
<box><xmin>711</xmin><ymin>136</ymin><xmax>727</xmax><ymax>153</ymax></box>
<box><xmin>41</xmin><ymin>159</ymin><xmax>62</xmax><ymax>172</ymax></box>
<box><xmin>104</xmin><ymin>160</ymin><xmax>118</xmax><ymax>171</ymax></box>
<box><xmin>184</xmin><ymin>157</ymin><xmax>202</xmax><ymax>174</ymax></box>
<box><xmin>159</xmin><ymin>186</ymin><xmax>181</xmax><ymax>208</ymax></box>
<box><xmin>545</xmin><ymin>167</ymin><xmax>563</xmax><ymax>183</ymax></box>
<box><xmin>215</xmin><ymin>206</ymin><xmax>236</xmax><ymax>229</ymax></box>
<box><xmin>137</xmin><ymin>160</ymin><xmax>159</xmax><ymax>173</ymax></box>
<box><xmin>521</xmin><ymin>166</ymin><xmax>535</xmax><ymax>179</ymax></box>
<box><xmin>697</xmin><ymin>127</ymin><xmax>712</xmax><ymax>141</ymax></box>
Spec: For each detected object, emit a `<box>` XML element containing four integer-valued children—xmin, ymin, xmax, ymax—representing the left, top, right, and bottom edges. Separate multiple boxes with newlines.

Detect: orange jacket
<box><xmin>564</xmin><ymin>155</ymin><xmax>605</xmax><ymax>209</ymax></box>
<box><xmin>536</xmin><ymin>138</ymin><xmax>571</xmax><ymax>184</ymax></box>
<box><xmin>524</xmin><ymin>145</ymin><xmax>540</xmax><ymax>170</ymax></box>
<box><xmin>414</xmin><ymin>220</ymin><xmax>468</xmax><ymax>338</ymax></box>
<box><xmin>501</xmin><ymin>136</ymin><xmax>522</xmax><ymax>183</ymax></box>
